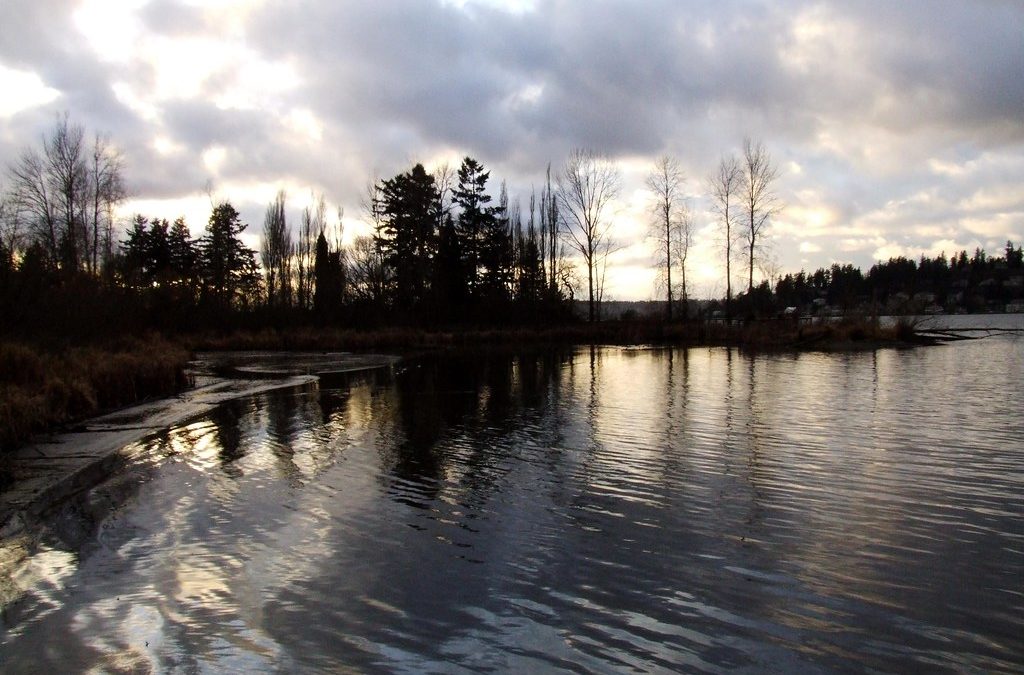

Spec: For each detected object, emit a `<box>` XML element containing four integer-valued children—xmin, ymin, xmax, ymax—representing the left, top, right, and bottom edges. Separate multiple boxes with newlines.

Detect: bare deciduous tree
<box><xmin>5</xmin><ymin>115</ymin><xmax>124</xmax><ymax>274</ymax></box>
<box><xmin>647</xmin><ymin>155</ymin><xmax>692</xmax><ymax>320</ymax></box>
<box><xmin>539</xmin><ymin>164</ymin><xmax>561</xmax><ymax>297</ymax></box>
<box><xmin>709</xmin><ymin>154</ymin><xmax>742</xmax><ymax>318</ymax></box>
<box><xmin>557</xmin><ymin>149</ymin><xmax>620</xmax><ymax>322</ymax></box>
<box><xmin>433</xmin><ymin>162</ymin><xmax>455</xmax><ymax>225</ymax></box>
<box><xmin>45</xmin><ymin>115</ymin><xmax>89</xmax><ymax>271</ymax></box>
<box><xmin>294</xmin><ymin>194</ymin><xmax>324</xmax><ymax>310</ymax></box>
<box><xmin>0</xmin><ymin>189</ymin><xmax>17</xmax><ymax>267</ymax></box>
<box><xmin>8</xmin><ymin>140</ymin><xmax>60</xmax><ymax>265</ymax></box>
<box><xmin>261</xmin><ymin>189</ymin><xmax>291</xmax><ymax>307</ymax></box>
<box><xmin>741</xmin><ymin>138</ymin><xmax>780</xmax><ymax>293</ymax></box>
<box><xmin>87</xmin><ymin>133</ymin><xmax>125</xmax><ymax>274</ymax></box>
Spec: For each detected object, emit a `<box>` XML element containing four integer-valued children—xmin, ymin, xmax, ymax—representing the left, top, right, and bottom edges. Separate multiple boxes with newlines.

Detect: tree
<box><xmin>1006</xmin><ymin>240</ymin><xmax>1023</xmax><ymax>269</ymax></box>
<box><xmin>168</xmin><ymin>217</ymin><xmax>197</xmax><ymax>292</ymax></box>
<box><xmin>0</xmin><ymin>191</ymin><xmax>14</xmax><ymax>281</ymax></box>
<box><xmin>294</xmin><ymin>195</ymin><xmax>322</xmax><ymax>310</ymax></box>
<box><xmin>376</xmin><ymin>164</ymin><xmax>440</xmax><ymax>310</ymax></box>
<box><xmin>348</xmin><ymin>235</ymin><xmax>387</xmax><ymax>304</ymax></box>
<box><xmin>539</xmin><ymin>164</ymin><xmax>561</xmax><ymax>298</ymax></box>
<box><xmin>358</xmin><ymin>181</ymin><xmax>390</xmax><ymax>305</ymax></box>
<box><xmin>451</xmin><ymin>157</ymin><xmax>495</xmax><ymax>297</ymax></box>
<box><xmin>740</xmin><ymin>138</ymin><xmax>780</xmax><ymax>294</ymax></box>
<box><xmin>198</xmin><ymin>202</ymin><xmax>260</xmax><ymax>308</ymax></box>
<box><xmin>479</xmin><ymin>181</ymin><xmax>514</xmax><ymax>303</ymax></box>
<box><xmin>515</xmin><ymin>206</ymin><xmax>544</xmax><ymax>307</ymax></box>
<box><xmin>145</xmin><ymin>218</ymin><xmax>171</xmax><ymax>285</ymax></box>
<box><xmin>5</xmin><ymin>115</ymin><xmax>124</xmax><ymax>275</ymax></box>
<box><xmin>44</xmin><ymin>115</ymin><xmax>89</xmax><ymax>272</ymax></box>
<box><xmin>260</xmin><ymin>190</ymin><xmax>292</xmax><ymax>308</ymax></box>
<box><xmin>647</xmin><ymin>155</ymin><xmax>691</xmax><ymax>320</ymax></box>
<box><xmin>709</xmin><ymin>154</ymin><xmax>742</xmax><ymax>319</ymax></box>
<box><xmin>313</xmin><ymin>231</ymin><xmax>344</xmax><ymax>317</ymax></box>
<box><xmin>8</xmin><ymin>131</ymin><xmax>62</xmax><ymax>266</ymax></box>
<box><xmin>119</xmin><ymin>214</ymin><xmax>149</xmax><ymax>288</ymax></box>
<box><xmin>86</xmin><ymin>133</ymin><xmax>125</xmax><ymax>274</ymax></box>
<box><xmin>557</xmin><ymin>149</ymin><xmax>620</xmax><ymax>322</ymax></box>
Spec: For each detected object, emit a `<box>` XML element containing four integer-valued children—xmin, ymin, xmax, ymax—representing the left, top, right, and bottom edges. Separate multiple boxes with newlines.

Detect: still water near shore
<box><xmin>2</xmin><ymin>337</ymin><xmax>1023</xmax><ymax>672</ymax></box>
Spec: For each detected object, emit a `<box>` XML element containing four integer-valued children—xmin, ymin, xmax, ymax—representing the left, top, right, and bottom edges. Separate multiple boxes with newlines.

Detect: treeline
<box><xmin>729</xmin><ymin>244</ymin><xmax>1024</xmax><ymax>317</ymax></box>
<box><xmin>3</xmin><ymin>116</ymin><xmax>1022</xmax><ymax>343</ymax></box>
<box><xmin>0</xmin><ymin>120</ymin><xmax>576</xmax><ymax>339</ymax></box>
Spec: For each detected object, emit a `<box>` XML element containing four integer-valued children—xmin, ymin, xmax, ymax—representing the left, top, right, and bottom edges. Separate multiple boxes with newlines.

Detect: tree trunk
<box><xmin>588</xmin><ymin>258</ymin><xmax>595</xmax><ymax>322</ymax></box>
<box><xmin>665</xmin><ymin>213</ymin><xmax>673</xmax><ymax>321</ymax></box>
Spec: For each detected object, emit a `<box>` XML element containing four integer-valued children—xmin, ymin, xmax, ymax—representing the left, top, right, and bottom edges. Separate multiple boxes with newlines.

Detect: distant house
<box><xmin>1007</xmin><ymin>301</ymin><xmax>1024</xmax><ymax>313</ymax></box>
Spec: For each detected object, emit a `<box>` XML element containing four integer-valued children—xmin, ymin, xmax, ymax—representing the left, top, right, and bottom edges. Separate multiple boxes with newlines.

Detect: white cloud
<box><xmin>0</xmin><ymin>65</ymin><xmax>59</xmax><ymax>118</ymax></box>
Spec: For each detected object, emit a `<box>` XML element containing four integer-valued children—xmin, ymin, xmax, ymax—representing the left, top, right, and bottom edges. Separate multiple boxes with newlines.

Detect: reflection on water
<box><xmin>2</xmin><ymin>340</ymin><xmax>1023</xmax><ymax>672</ymax></box>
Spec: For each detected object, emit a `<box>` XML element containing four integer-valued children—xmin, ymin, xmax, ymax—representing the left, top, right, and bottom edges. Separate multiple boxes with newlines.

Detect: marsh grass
<box><xmin>188</xmin><ymin>316</ymin><xmax>909</xmax><ymax>353</ymax></box>
<box><xmin>0</xmin><ymin>337</ymin><xmax>190</xmax><ymax>451</ymax></box>
<box><xmin>0</xmin><ymin>318</ymin><xmax>916</xmax><ymax>453</ymax></box>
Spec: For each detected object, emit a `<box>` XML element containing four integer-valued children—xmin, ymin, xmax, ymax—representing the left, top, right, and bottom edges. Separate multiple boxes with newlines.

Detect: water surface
<box><xmin>2</xmin><ymin>338</ymin><xmax>1022</xmax><ymax>672</ymax></box>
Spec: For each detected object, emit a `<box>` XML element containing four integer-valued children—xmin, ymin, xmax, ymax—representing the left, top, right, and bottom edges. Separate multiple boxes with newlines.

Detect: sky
<box><xmin>1</xmin><ymin>0</ymin><xmax>1022</xmax><ymax>300</ymax></box>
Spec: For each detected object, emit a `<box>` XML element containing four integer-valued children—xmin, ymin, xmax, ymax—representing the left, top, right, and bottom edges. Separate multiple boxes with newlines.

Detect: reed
<box><xmin>0</xmin><ymin>337</ymin><xmax>190</xmax><ymax>451</ymax></box>
<box><xmin>186</xmin><ymin>316</ymin><xmax>910</xmax><ymax>354</ymax></box>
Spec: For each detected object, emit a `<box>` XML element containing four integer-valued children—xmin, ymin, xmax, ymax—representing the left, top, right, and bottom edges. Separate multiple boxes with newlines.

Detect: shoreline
<box><xmin>0</xmin><ymin>352</ymin><xmax>397</xmax><ymax>543</ymax></box>
<box><xmin>0</xmin><ymin>313</ymin><xmax>983</xmax><ymax>545</ymax></box>
<box><xmin>183</xmin><ymin>317</ymin><xmax>924</xmax><ymax>354</ymax></box>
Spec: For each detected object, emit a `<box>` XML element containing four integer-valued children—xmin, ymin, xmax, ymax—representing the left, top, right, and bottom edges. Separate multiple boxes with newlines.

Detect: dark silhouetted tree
<box><xmin>709</xmin><ymin>154</ymin><xmax>742</xmax><ymax>319</ymax></box>
<box><xmin>198</xmin><ymin>202</ymin><xmax>260</xmax><ymax>309</ymax></box>
<box><xmin>740</xmin><ymin>138</ymin><xmax>780</xmax><ymax>293</ymax></box>
<box><xmin>432</xmin><ymin>213</ymin><xmax>467</xmax><ymax>318</ymax></box>
<box><xmin>557</xmin><ymin>149</ymin><xmax>620</xmax><ymax>322</ymax></box>
<box><xmin>261</xmin><ymin>189</ymin><xmax>291</xmax><ymax>308</ymax></box>
<box><xmin>647</xmin><ymin>155</ymin><xmax>691</xmax><ymax>320</ymax></box>
<box><xmin>376</xmin><ymin>164</ymin><xmax>439</xmax><ymax>311</ymax></box>
<box><xmin>452</xmin><ymin>157</ymin><xmax>496</xmax><ymax>299</ymax></box>
<box><xmin>168</xmin><ymin>217</ymin><xmax>197</xmax><ymax>292</ymax></box>
<box><xmin>479</xmin><ymin>182</ymin><xmax>514</xmax><ymax>304</ymax></box>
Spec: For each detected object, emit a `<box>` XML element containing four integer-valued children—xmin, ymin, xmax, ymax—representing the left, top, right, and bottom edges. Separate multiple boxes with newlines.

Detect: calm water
<box><xmin>2</xmin><ymin>339</ymin><xmax>1023</xmax><ymax>673</ymax></box>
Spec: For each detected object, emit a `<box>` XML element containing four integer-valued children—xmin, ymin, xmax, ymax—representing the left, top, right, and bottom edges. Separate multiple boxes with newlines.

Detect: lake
<box><xmin>2</xmin><ymin>336</ymin><xmax>1023</xmax><ymax>672</ymax></box>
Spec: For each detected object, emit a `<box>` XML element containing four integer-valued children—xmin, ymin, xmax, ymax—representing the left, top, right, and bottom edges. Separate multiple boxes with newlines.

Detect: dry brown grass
<box><xmin>186</xmin><ymin>316</ymin><xmax>908</xmax><ymax>354</ymax></box>
<box><xmin>0</xmin><ymin>337</ymin><xmax>191</xmax><ymax>451</ymax></box>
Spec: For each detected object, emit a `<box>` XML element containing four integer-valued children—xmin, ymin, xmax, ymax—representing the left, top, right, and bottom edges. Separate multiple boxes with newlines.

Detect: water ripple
<box><xmin>2</xmin><ymin>343</ymin><xmax>1023</xmax><ymax>672</ymax></box>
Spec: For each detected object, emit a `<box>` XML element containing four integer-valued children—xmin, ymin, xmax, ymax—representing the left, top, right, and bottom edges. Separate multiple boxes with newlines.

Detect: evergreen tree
<box><xmin>376</xmin><ymin>164</ymin><xmax>439</xmax><ymax>310</ymax></box>
<box><xmin>146</xmin><ymin>218</ymin><xmax>171</xmax><ymax>285</ymax></box>
<box><xmin>198</xmin><ymin>202</ymin><xmax>260</xmax><ymax>308</ymax></box>
<box><xmin>479</xmin><ymin>182</ymin><xmax>513</xmax><ymax>303</ymax></box>
<box><xmin>313</xmin><ymin>231</ymin><xmax>345</xmax><ymax>318</ymax></box>
<box><xmin>168</xmin><ymin>217</ymin><xmax>197</xmax><ymax>290</ymax></box>
<box><xmin>432</xmin><ymin>213</ymin><xmax>467</xmax><ymax>319</ymax></box>
<box><xmin>119</xmin><ymin>214</ymin><xmax>148</xmax><ymax>288</ymax></box>
<box><xmin>452</xmin><ymin>157</ymin><xmax>496</xmax><ymax>297</ymax></box>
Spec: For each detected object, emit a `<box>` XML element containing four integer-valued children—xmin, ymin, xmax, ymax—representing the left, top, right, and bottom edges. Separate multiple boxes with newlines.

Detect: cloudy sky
<box><xmin>1</xmin><ymin>0</ymin><xmax>1022</xmax><ymax>299</ymax></box>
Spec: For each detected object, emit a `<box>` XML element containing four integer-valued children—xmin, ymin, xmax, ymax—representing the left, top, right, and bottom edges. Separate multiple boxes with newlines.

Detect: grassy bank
<box><xmin>0</xmin><ymin>337</ymin><xmax>191</xmax><ymax>452</ymax></box>
<box><xmin>187</xmin><ymin>316</ymin><xmax>915</xmax><ymax>353</ymax></box>
<box><xmin>0</xmin><ymin>317</ymin><xmax>916</xmax><ymax>453</ymax></box>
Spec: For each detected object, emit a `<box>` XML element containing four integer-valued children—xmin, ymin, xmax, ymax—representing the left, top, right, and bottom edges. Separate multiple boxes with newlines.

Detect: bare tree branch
<box><xmin>557</xmin><ymin>148</ymin><xmax>620</xmax><ymax>322</ymax></box>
